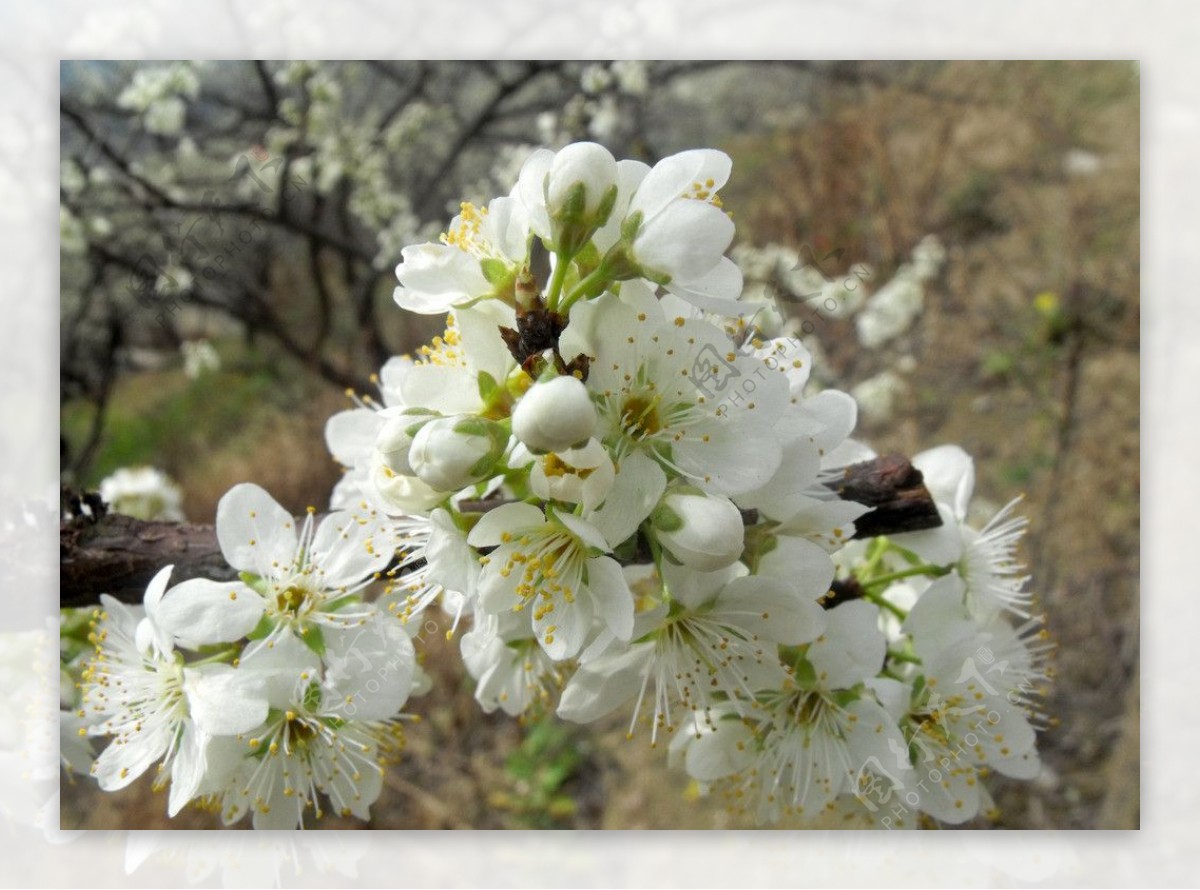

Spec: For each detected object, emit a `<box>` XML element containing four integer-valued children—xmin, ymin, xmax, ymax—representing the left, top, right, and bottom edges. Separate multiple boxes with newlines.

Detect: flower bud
<box><xmin>371</xmin><ymin>451</ymin><xmax>445</xmax><ymax>513</ymax></box>
<box><xmin>547</xmin><ymin>142</ymin><xmax>618</xmax><ymax>222</ymax></box>
<box><xmin>512</xmin><ymin>375</ymin><xmax>598</xmax><ymax>454</ymax></box>
<box><xmin>409</xmin><ymin>416</ymin><xmax>508</xmax><ymax>492</ymax></box>
<box><xmin>652</xmin><ymin>491</ymin><xmax>745</xmax><ymax>571</ymax></box>
<box><xmin>374</xmin><ymin>409</ymin><xmax>436</xmax><ymax>476</ymax></box>
<box><xmin>541</xmin><ymin>143</ymin><xmax>619</xmax><ymax>257</ymax></box>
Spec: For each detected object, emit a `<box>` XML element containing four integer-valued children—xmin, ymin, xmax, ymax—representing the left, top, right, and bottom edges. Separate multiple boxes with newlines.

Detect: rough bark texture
<box><xmin>832</xmin><ymin>453</ymin><xmax>943</xmax><ymax>538</ymax></box>
<box><xmin>60</xmin><ymin>454</ymin><xmax>941</xmax><ymax>607</ymax></box>
<box><xmin>60</xmin><ymin>514</ymin><xmax>237</xmax><ymax>608</ymax></box>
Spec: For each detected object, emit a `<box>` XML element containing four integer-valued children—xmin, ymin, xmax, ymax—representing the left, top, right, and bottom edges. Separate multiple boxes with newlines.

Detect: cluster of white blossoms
<box><xmin>71</xmin><ymin>142</ymin><xmax>1050</xmax><ymax>828</ymax></box>
<box><xmin>116</xmin><ymin>63</ymin><xmax>201</xmax><ymax>136</ymax></box>
<box><xmin>74</xmin><ymin>485</ymin><xmax>420</xmax><ymax>829</ymax></box>
<box><xmin>98</xmin><ymin>466</ymin><xmax>186</xmax><ymax>522</ymax></box>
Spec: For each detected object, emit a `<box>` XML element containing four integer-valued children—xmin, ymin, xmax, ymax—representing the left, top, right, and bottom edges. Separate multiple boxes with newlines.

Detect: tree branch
<box><xmin>60</xmin><ymin>513</ymin><xmax>237</xmax><ymax>608</ymax></box>
<box><xmin>60</xmin><ymin>455</ymin><xmax>942</xmax><ymax>608</ymax></box>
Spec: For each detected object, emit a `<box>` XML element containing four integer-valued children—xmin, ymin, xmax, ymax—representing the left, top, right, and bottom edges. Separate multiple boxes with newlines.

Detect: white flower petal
<box><xmin>711</xmin><ymin>575</ymin><xmax>827</xmax><ymax>646</ymax></box>
<box><xmin>534</xmin><ymin>585</ymin><xmax>592</xmax><ymax>661</ymax></box>
<box><xmin>684</xmin><ymin>718</ymin><xmax>755</xmax><ymax>782</ymax></box>
<box><xmin>516</xmin><ymin>148</ymin><xmax>554</xmax><ymax>239</ymax></box>
<box><xmin>309</xmin><ymin>510</ymin><xmax>395</xmax><ymax>588</ymax></box>
<box><xmin>92</xmin><ymin>723</ymin><xmax>171</xmax><ymax>791</ymax></box>
<box><xmin>890</xmin><ymin>503</ymin><xmax>965</xmax><ymax>566</ymax></box>
<box><xmin>666</xmin><ymin>256</ymin><xmax>744</xmax><ymax>314</ymax></box>
<box><xmin>167</xmin><ymin>721</ymin><xmax>209</xmax><ymax>817</ymax></box>
<box><xmin>629</xmin><ymin>149</ymin><xmax>730</xmax><ymax>221</ymax></box>
<box><xmin>586</xmin><ymin>450</ymin><xmax>666</xmax><ymax>550</ymax></box>
<box><xmin>467</xmin><ymin>502</ymin><xmax>545</xmax><ymax>547</ymax></box>
<box><xmin>155</xmin><ymin>579</ymin><xmax>265</xmax><ymax>648</ymax></box>
<box><xmin>183</xmin><ymin>663</ymin><xmax>270</xmax><ymax>736</ymax></box>
<box><xmin>557</xmin><ymin>644</ymin><xmax>651</xmax><ymax>723</ymax></box>
<box><xmin>584</xmin><ymin>555</ymin><xmax>634</xmax><ymax>642</ymax></box>
<box><xmin>215</xmin><ymin>483</ymin><xmax>298</xmax><ymax>577</ymax></box>
<box><xmin>322</xmin><ymin>612</ymin><xmax>416</xmax><ymax>721</ymax></box>
<box><xmin>913</xmin><ymin>444</ymin><xmax>975</xmax><ymax>520</ymax></box>
<box><xmin>556</xmin><ymin>511</ymin><xmax>610</xmax><ymax>553</ymax></box>
<box><xmin>393</xmin><ymin>243</ymin><xmax>491</xmax><ymax>314</ymax></box>
<box><xmin>807</xmin><ymin>600</ymin><xmax>885</xmax><ymax>690</ymax></box>
<box><xmin>325</xmin><ymin>408</ymin><xmax>384</xmax><ymax>468</ymax></box>
<box><xmin>634</xmin><ymin>199</ymin><xmax>733</xmax><ymax>278</ymax></box>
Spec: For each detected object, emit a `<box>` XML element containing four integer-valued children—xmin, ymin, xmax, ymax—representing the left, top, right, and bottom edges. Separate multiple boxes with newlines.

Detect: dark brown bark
<box><xmin>60</xmin><ymin>514</ymin><xmax>237</xmax><ymax>608</ymax></box>
<box><xmin>60</xmin><ymin>454</ymin><xmax>941</xmax><ymax>608</ymax></box>
<box><xmin>832</xmin><ymin>453</ymin><xmax>943</xmax><ymax>538</ymax></box>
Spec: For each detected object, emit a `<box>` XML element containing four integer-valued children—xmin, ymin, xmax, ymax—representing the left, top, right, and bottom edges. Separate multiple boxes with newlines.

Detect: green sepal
<box><xmin>910</xmin><ymin>674</ymin><xmax>927</xmax><ymax>706</ymax></box>
<box><xmin>238</xmin><ymin>572</ymin><xmax>271</xmax><ymax>598</ymax></box>
<box><xmin>246</xmin><ymin>613</ymin><xmax>275</xmax><ymax>641</ymax></box>
<box><xmin>830</xmin><ymin>688</ymin><xmax>860</xmax><ymax>709</ymax></box>
<box><xmin>321</xmin><ymin>594</ymin><xmax>360</xmax><ymax>614</ymax></box>
<box><xmin>619</xmin><ymin>210</ymin><xmax>644</xmax><ymax>243</ymax></box>
<box><xmin>300</xmin><ymin>623</ymin><xmax>326</xmax><ymax>657</ymax></box>
<box><xmin>480</xmin><ymin>257</ymin><xmax>512</xmax><ymax>285</ymax></box>
<box><xmin>650</xmin><ymin>503</ymin><xmax>683</xmax><ymax>533</ymax></box>
<box><xmin>302</xmin><ymin>679</ymin><xmax>323</xmax><ymax>710</ymax></box>
<box><xmin>572</xmin><ymin>240</ymin><xmax>602</xmax><ymax>278</ymax></box>
<box><xmin>478</xmin><ymin>370</ymin><xmax>501</xmax><ymax>403</ymax></box>
<box><xmin>592</xmin><ymin>183</ymin><xmax>618</xmax><ymax>229</ymax></box>
<box><xmin>792</xmin><ymin>656</ymin><xmax>817</xmax><ymax>689</ymax></box>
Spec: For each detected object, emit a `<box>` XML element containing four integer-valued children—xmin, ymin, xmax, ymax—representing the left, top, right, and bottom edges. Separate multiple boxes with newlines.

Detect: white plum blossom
<box><xmin>181</xmin><ymin>339</ymin><xmax>220</xmax><ymax>379</ymax></box>
<box><xmin>461</xmin><ymin>610</ymin><xmax>567</xmax><ymax>717</ymax></box>
<box><xmin>559</xmin><ymin>560</ymin><xmax>829</xmax><ymax>743</ymax></box>
<box><xmin>526</xmin><ymin>438</ymin><xmax>615</xmax><ymax>511</ymax></box>
<box><xmin>517</xmin><ymin>141</ymin><xmax>618</xmax><ymax>252</ymax></box>
<box><xmin>80</xmin><ymin>568</ymin><xmax>270</xmax><ymax>817</ymax></box>
<box><xmin>622</xmin><ymin>149</ymin><xmax>743</xmax><ymax>312</ymax></box>
<box><xmin>407</xmin><ymin>415</ymin><xmax>507</xmax><ymax>492</ymax></box>
<box><xmin>892</xmin><ymin>446</ymin><xmax>1034</xmax><ymax>618</ymax></box>
<box><xmin>562</xmin><ymin>294</ymin><xmax>789</xmax><ymax>502</ymax></box>
<box><xmin>468</xmin><ymin>503</ymin><xmax>634</xmax><ymax>660</ymax></box>
<box><xmin>672</xmin><ymin>601</ymin><xmax>911</xmax><ymax>824</ymax></box>
<box><xmin>393</xmin><ymin>195</ymin><xmax>531</xmax><ymax>314</ymax></box>
<box><xmin>99</xmin><ymin>466</ymin><xmax>185</xmax><ymax>521</ymax></box>
<box><xmin>161</xmin><ymin>483</ymin><xmax>397</xmax><ymax>654</ymax></box>
<box><xmin>199</xmin><ymin>632</ymin><xmax>412</xmax><ymax>829</ymax></box>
